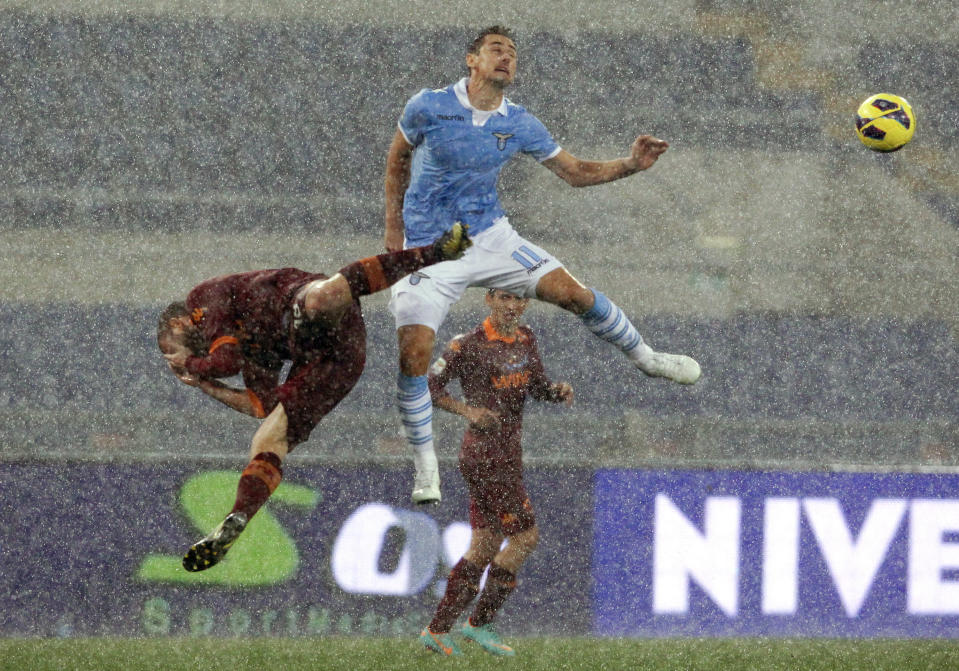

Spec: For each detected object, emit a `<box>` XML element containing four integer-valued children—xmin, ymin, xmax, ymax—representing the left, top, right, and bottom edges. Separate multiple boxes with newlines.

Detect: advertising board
<box><xmin>0</xmin><ymin>462</ymin><xmax>592</xmax><ymax>637</ymax></box>
<box><xmin>593</xmin><ymin>469</ymin><xmax>959</xmax><ymax>637</ymax></box>
<box><xmin>6</xmin><ymin>462</ymin><xmax>957</xmax><ymax>638</ymax></box>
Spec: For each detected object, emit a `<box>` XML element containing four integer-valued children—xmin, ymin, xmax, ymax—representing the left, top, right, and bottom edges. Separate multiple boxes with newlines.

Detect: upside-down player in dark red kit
<box><xmin>156</xmin><ymin>224</ymin><xmax>471</xmax><ymax>572</ymax></box>
<box><xmin>419</xmin><ymin>288</ymin><xmax>573</xmax><ymax>657</ymax></box>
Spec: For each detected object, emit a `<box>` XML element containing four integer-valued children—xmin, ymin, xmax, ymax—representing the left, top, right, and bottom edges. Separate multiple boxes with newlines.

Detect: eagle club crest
<box><xmin>409</xmin><ymin>271</ymin><xmax>430</xmax><ymax>286</ymax></box>
<box><xmin>492</xmin><ymin>132</ymin><xmax>514</xmax><ymax>151</ymax></box>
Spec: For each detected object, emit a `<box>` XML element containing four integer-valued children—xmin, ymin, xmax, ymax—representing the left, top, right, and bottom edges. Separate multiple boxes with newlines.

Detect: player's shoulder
<box><xmin>451</xmin><ymin>325</ymin><xmax>490</xmax><ymax>351</ymax></box>
<box><xmin>431</xmin><ymin>331</ymin><xmax>470</xmax><ymax>376</ymax></box>
<box><xmin>504</xmin><ymin>96</ymin><xmax>530</xmax><ymax>115</ymax></box>
<box><xmin>504</xmin><ymin>97</ymin><xmax>544</xmax><ymax>124</ymax></box>
<box><xmin>409</xmin><ymin>83</ymin><xmax>456</xmax><ymax>105</ymax></box>
<box><xmin>188</xmin><ymin>272</ymin><xmax>232</xmax><ymax>302</ymax></box>
<box><xmin>504</xmin><ymin>99</ymin><xmax>551</xmax><ymax>138</ymax></box>
<box><xmin>516</xmin><ymin>324</ymin><xmax>538</xmax><ymax>344</ymax></box>
<box><xmin>445</xmin><ymin>331</ymin><xmax>472</xmax><ymax>353</ymax></box>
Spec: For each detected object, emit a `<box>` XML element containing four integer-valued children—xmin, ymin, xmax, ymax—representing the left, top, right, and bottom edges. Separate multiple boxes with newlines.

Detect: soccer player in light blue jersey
<box><xmin>385</xmin><ymin>26</ymin><xmax>701</xmax><ymax>505</ymax></box>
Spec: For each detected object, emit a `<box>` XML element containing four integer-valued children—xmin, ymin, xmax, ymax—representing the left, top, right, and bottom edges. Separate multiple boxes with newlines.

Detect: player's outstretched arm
<box><xmin>164</xmin><ymin>357</ymin><xmax>264</xmax><ymax>418</ymax></box>
<box><xmin>542</xmin><ymin>135</ymin><xmax>669</xmax><ymax>187</ymax></box>
<box><xmin>193</xmin><ymin>378</ymin><xmax>265</xmax><ymax>417</ymax></box>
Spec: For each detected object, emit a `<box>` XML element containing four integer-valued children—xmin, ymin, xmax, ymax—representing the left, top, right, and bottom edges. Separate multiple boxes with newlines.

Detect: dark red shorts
<box><xmin>275</xmin><ymin>301</ymin><xmax>366</xmax><ymax>447</ymax></box>
<box><xmin>458</xmin><ymin>459</ymin><xmax>535</xmax><ymax>536</ymax></box>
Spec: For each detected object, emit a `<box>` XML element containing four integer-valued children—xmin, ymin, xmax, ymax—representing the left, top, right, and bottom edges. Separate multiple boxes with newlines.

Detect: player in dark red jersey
<box><xmin>419</xmin><ymin>288</ymin><xmax>573</xmax><ymax>657</ymax></box>
<box><xmin>156</xmin><ymin>224</ymin><xmax>471</xmax><ymax>572</ymax></box>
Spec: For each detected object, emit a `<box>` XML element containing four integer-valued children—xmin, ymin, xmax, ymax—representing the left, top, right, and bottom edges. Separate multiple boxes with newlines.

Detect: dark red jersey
<box><xmin>428</xmin><ymin>317</ymin><xmax>560</xmax><ymax>469</ymax></box>
<box><xmin>183</xmin><ymin>268</ymin><xmax>366</xmax><ymax>433</ymax></box>
<box><xmin>185</xmin><ymin>268</ymin><xmax>320</xmax><ymax>375</ymax></box>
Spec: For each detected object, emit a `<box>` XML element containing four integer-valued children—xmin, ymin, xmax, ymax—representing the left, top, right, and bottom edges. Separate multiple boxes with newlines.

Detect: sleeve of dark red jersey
<box><xmin>184</xmin><ymin>340</ymin><xmax>244</xmax><ymax>379</ymax></box>
<box><xmin>427</xmin><ymin>337</ymin><xmax>464</xmax><ymax>401</ymax></box>
<box><xmin>183</xmin><ymin>281</ymin><xmax>245</xmax><ymax>379</ymax></box>
<box><xmin>525</xmin><ymin>329</ymin><xmax>558</xmax><ymax>402</ymax></box>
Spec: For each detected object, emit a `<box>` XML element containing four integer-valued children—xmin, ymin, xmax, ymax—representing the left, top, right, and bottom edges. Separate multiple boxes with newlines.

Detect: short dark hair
<box><xmin>468</xmin><ymin>26</ymin><xmax>514</xmax><ymax>55</ymax></box>
<box><xmin>157</xmin><ymin>301</ymin><xmax>189</xmax><ymax>345</ymax></box>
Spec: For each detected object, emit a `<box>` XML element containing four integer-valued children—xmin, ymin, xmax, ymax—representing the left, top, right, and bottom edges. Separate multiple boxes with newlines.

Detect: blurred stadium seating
<box><xmin>0</xmin><ymin>15</ymin><xmax>821</xmax><ymax>232</ymax></box>
<box><xmin>0</xmin><ymin>6</ymin><xmax>955</xmax><ymax>468</ymax></box>
<box><xmin>1</xmin><ymin>303</ymin><xmax>955</xmax><ymax>467</ymax></box>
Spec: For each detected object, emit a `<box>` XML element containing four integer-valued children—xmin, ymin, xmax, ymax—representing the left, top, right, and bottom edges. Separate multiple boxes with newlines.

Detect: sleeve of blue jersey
<box><xmin>398</xmin><ymin>88</ymin><xmax>432</xmax><ymax>147</ymax></box>
<box><xmin>518</xmin><ymin>109</ymin><xmax>561</xmax><ymax>162</ymax></box>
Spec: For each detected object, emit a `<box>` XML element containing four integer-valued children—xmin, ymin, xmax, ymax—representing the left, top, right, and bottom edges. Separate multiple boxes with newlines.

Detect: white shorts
<box><xmin>389</xmin><ymin>218</ymin><xmax>564</xmax><ymax>331</ymax></box>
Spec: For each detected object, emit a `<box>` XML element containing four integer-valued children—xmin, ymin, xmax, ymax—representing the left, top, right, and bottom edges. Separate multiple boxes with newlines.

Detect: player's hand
<box><xmin>433</xmin><ymin>222</ymin><xmax>472</xmax><ymax>261</ymax></box>
<box><xmin>629</xmin><ymin>134</ymin><xmax>669</xmax><ymax>172</ymax></box>
<box><xmin>466</xmin><ymin>407</ymin><xmax>501</xmax><ymax>433</ymax></box>
<box><xmin>553</xmin><ymin>382</ymin><xmax>574</xmax><ymax>407</ymax></box>
<box><xmin>163</xmin><ymin>347</ymin><xmax>190</xmax><ymax>370</ymax></box>
<box><xmin>170</xmin><ymin>364</ymin><xmax>200</xmax><ymax>387</ymax></box>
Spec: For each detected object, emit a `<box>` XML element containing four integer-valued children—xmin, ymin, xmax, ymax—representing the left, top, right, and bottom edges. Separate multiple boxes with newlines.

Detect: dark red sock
<box><xmin>428</xmin><ymin>558</ymin><xmax>484</xmax><ymax>633</ymax></box>
<box><xmin>336</xmin><ymin>244</ymin><xmax>441</xmax><ymax>298</ymax></box>
<box><xmin>230</xmin><ymin>452</ymin><xmax>283</xmax><ymax>520</ymax></box>
<box><xmin>469</xmin><ymin>563</ymin><xmax>516</xmax><ymax>627</ymax></box>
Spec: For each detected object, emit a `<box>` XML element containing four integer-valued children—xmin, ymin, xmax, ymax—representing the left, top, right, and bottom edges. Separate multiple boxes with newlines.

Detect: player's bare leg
<box><xmin>183</xmin><ymin>406</ymin><xmax>289</xmax><ymax>572</ymax></box>
<box><xmin>486</xmin><ymin>525</ymin><xmax>538</xmax><ymax>575</ymax></box>
<box><xmin>359</xmin><ymin>224</ymin><xmax>472</xmax><ymax>506</ymax></box>
<box><xmin>397</xmin><ymin>324</ymin><xmax>442</xmax><ymax>504</ymax></box>
<box><xmin>535</xmin><ymin>267</ymin><xmax>700</xmax><ymax>384</ymax></box>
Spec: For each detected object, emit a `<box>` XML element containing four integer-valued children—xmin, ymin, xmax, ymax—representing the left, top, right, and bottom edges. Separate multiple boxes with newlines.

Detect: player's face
<box><xmin>467</xmin><ymin>34</ymin><xmax>517</xmax><ymax>88</ymax></box>
<box><xmin>159</xmin><ymin>317</ymin><xmax>205</xmax><ymax>357</ymax></box>
<box><xmin>487</xmin><ymin>290</ymin><xmax>529</xmax><ymax>328</ymax></box>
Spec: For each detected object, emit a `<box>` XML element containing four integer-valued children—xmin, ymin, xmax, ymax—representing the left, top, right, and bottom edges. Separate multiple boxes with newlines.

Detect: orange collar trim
<box><xmin>209</xmin><ymin>335</ymin><xmax>240</xmax><ymax>354</ymax></box>
<box><xmin>483</xmin><ymin>317</ymin><xmax>518</xmax><ymax>344</ymax></box>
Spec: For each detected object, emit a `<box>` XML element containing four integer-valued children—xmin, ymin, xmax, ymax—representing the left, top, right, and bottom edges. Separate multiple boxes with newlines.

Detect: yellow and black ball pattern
<box><xmin>855</xmin><ymin>93</ymin><xmax>916</xmax><ymax>152</ymax></box>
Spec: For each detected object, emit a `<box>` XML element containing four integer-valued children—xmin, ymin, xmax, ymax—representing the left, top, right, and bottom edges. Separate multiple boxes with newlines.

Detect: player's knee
<box><xmin>302</xmin><ymin>277</ymin><xmax>350</xmax><ymax>321</ymax></box>
<box><xmin>504</xmin><ymin>526</ymin><xmax>538</xmax><ymax>564</ymax></box>
<box><xmin>517</xmin><ymin>525</ymin><xmax>539</xmax><ymax>554</ymax></box>
<box><xmin>464</xmin><ymin>545</ymin><xmax>497</xmax><ymax>567</ymax></box>
<box><xmin>465</xmin><ymin>529</ymin><xmax>502</xmax><ymax>566</ymax></box>
<box><xmin>397</xmin><ymin>325</ymin><xmax>436</xmax><ymax>375</ymax></box>
<box><xmin>535</xmin><ymin>270</ymin><xmax>591</xmax><ymax>314</ymax></box>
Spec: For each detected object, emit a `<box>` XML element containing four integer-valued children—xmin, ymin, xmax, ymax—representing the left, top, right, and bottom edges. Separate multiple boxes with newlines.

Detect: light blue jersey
<box><xmin>398</xmin><ymin>78</ymin><xmax>561</xmax><ymax>246</ymax></box>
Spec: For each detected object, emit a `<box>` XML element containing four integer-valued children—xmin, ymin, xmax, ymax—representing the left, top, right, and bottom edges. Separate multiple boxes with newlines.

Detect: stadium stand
<box><xmin>1</xmin><ymin>303</ymin><xmax>956</xmax><ymax>467</ymax></box>
<box><xmin>0</xmin><ymin>14</ymin><xmax>819</xmax><ymax>231</ymax></box>
<box><xmin>0</xmin><ymin>8</ymin><xmax>956</xmax><ymax>468</ymax></box>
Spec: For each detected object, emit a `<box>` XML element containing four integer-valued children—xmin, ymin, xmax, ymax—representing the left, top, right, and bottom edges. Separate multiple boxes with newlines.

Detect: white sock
<box><xmin>397</xmin><ymin>373</ymin><xmax>435</xmax><ymax>471</ymax></box>
<box><xmin>579</xmin><ymin>288</ymin><xmax>654</xmax><ymax>364</ymax></box>
<box><xmin>413</xmin><ymin>448</ymin><xmax>438</xmax><ymax>478</ymax></box>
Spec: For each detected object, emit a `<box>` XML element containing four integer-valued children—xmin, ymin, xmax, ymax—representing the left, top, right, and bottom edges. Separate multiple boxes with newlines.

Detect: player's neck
<box><xmin>466</xmin><ymin>76</ymin><xmax>504</xmax><ymax>111</ymax></box>
<box><xmin>489</xmin><ymin>316</ymin><xmax>519</xmax><ymax>338</ymax></box>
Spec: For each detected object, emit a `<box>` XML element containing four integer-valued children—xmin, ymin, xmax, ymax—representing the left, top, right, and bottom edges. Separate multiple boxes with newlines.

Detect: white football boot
<box><xmin>636</xmin><ymin>351</ymin><xmax>701</xmax><ymax>385</ymax></box>
<box><xmin>411</xmin><ymin>449</ymin><xmax>441</xmax><ymax>505</ymax></box>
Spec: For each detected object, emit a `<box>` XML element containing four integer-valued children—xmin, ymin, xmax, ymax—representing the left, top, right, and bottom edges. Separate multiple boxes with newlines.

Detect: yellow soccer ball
<box><xmin>855</xmin><ymin>93</ymin><xmax>916</xmax><ymax>152</ymax></box>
